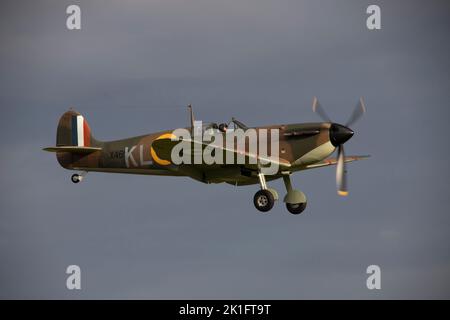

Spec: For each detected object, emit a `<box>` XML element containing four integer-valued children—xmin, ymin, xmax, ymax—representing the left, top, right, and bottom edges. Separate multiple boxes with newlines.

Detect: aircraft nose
<box><xmin>330</xmin><ymin>123</ymin><xmax>354</xmax><ymax>146</ymax></box>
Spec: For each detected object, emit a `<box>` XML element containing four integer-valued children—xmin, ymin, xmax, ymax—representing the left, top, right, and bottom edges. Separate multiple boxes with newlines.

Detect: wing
<box><xmin>43</xmin><ymin>146</ymin><xmax>102</xmax><ymax>154</ymax></box>
<box><xmin>302</xmin><ymin>155</ymin><xmax>370</xmax><ymax>170</ymax></box>
<box><xmin>151</xmin><ymin>138</ymin><xmax>291</xmax><ymax>170</ymax></box>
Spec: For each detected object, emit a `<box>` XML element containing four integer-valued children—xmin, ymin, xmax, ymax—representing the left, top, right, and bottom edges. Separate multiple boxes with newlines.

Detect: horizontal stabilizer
<box><xmin>42</xmin><ymin>146</ymin><xmax>102</xmax><ymax>154</ymax></box>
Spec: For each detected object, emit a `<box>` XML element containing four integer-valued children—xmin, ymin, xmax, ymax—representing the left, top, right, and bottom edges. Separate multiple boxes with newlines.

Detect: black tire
<box><xmin>71</xmin><ymin>174</ymin><xmax>80</xmax><ymax>183</ymax></box>
<box><xmin>286</xmin><ymin>202</ymin><xmax>307</xmax><ymax>215</ymax></box>
<box><xmin>253</xmin><ymin>189</ymin><xmax>275</xmax><ymax>212</ymax></box>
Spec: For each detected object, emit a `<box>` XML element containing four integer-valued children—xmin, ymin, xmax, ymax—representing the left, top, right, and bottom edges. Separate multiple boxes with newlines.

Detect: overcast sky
<box><xmin>1</xmin><ymin>0</ymin><xmax>449</xmax><ymax>299</ymax></box>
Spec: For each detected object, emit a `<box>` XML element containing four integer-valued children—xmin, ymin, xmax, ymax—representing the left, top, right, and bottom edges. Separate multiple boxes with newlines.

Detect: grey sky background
<box><xmin>1</xmin><ymin>0</ymin><xmax>449</xmax><ymax>299</ymax></box>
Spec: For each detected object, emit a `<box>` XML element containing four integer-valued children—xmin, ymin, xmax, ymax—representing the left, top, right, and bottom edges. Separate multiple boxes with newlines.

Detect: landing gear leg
<box><xmin>253</xmin><ymin>172</ymin><xmax>276</xmax><ymax>212</ymax></box>
<box><xmin>282</xmin><ymin>174</ymin><xmax>307</xmax><ymax>215</ymax></box>
<box><xmin>71</xmin><ymin>171</ymin><xmax>87</xmax><ymax>184</ymax></box>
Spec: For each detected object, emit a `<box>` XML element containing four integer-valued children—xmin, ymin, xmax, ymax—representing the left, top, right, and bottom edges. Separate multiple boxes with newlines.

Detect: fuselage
<box><xmin>56</xmin><ymin>122</ymin><xmax>340</xmax><ymax>185</ymax></box>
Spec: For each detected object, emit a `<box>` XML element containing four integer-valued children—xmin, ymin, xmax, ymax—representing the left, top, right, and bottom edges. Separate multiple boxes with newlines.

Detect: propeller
<box><xmin>312</xmin><ymin>97</ymin><xmax>366</xmax><ymax>196</ymax></box>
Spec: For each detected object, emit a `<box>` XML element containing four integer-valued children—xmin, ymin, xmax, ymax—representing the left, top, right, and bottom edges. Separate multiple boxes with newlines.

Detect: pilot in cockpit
<box><xmin>203</xmin><ymin>122</ymin><xmax>230</xmax><ymax>134</ymax></box>
<box><xmin>219</xmin><ymin>123</ymin><xmax>228</xmax><ymax>132</ymax></box>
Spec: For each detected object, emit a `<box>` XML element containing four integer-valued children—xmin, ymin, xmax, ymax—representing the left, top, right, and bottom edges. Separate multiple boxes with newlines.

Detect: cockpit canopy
<box><xmin>198</xmin><ymin>121</ymin><xmax>233</xmax><ymax>134</ymax></box>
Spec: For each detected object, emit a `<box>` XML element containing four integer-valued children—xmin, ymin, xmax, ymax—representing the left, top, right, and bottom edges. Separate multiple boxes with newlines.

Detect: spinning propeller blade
<box><xmin>345</xmin><ymin>97</ymin><xmax>366</xmax><ymax>127</ymax></box>
<box><xmin>336</xmin><ymin>145</ymin><xmax>348</xmax><ymax>196</ymax></box>
<box><xmin>312</xmin><ymin>97</ymin><xmax>331</xmax><ymax>122</ymax></box>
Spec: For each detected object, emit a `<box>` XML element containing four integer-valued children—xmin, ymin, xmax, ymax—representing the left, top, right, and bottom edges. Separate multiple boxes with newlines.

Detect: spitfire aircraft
<box><xmin>43</xmin><ymin>98</ymin><xmax>368</xmax><ymax>215</ymax></box>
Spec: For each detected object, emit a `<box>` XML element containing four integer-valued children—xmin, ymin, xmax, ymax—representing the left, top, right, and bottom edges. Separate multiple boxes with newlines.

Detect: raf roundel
<box><xmin>150</xmin><ymin>133</ymin><xmax>176</xmax><ymax>166</ymax></box>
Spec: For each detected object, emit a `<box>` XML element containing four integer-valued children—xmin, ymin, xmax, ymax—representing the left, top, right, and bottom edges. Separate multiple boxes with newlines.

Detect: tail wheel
<box><xmin>286</xmin><ymin>202</ymin><xmax>307</xmax><ymax>215</ymax></box>
<box><xmin>71</xmin><ymin>174</ymin><xmax>81</xmax><ymax>183</ymax></box>
<box><xmin>253</xmin><ymin>190</ymin><xmax>275</xmax><ymax>212</ymax></box>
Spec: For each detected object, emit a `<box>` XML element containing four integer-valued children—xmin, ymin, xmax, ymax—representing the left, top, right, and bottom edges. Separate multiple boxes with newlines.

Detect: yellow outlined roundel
<box><xmin>150</xmin><ymin>133</ymin><xmax>176</xmax><ymax>166</ymax></box>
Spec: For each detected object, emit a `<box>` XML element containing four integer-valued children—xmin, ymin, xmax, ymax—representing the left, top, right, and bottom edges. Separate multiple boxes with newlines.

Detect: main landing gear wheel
<box><xmin>286</xmin><ymin>202</ymin><xmax>307</xmax><ymax>215</ymax></box>
<box><xmin>71</xmin><ymin>174</ymin><xmax>82</xmax><ymax>183</ymax></box>
<box><xmin>282</xmin><ymin>174</ymin><xmax>307</xmax><ymax>215</ymax></box>
<box><xmin>253</xmin><ymin>189</ymin><xmax>275</xmax><ymax>212</ymax></box>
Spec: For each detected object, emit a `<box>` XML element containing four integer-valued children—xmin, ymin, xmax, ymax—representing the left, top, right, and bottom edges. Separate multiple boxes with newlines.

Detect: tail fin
<box><xmin>56</xmin><ymin>110</ymin><xmax>99</xmax><ymax>147</ymax></box>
